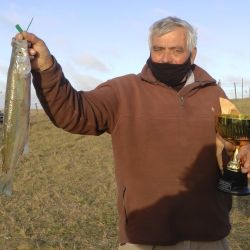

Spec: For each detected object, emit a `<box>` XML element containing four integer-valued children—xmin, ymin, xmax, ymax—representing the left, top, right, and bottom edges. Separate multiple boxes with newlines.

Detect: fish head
<box><xmin>12</xmin><ymin>39</ymin><xmax>31</xmax><ymax>76</ymax></box>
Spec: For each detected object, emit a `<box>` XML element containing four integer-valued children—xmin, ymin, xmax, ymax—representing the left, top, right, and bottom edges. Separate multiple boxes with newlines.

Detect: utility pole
<box><xmin>241</xmin><ymin>78</ymin><xmax>244</xmax><ymax>99</ymax></box>
<box><xmin>234</xmin><ymin>82</ymin><xmax>237</xmax><ymax>99</ymax></box>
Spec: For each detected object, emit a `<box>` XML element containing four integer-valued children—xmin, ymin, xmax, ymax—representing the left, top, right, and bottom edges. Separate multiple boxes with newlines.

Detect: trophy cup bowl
<box><xmin>216</xmin><ymin>114</ymin><xmax>250</xmax><ymax>195</ymax></box>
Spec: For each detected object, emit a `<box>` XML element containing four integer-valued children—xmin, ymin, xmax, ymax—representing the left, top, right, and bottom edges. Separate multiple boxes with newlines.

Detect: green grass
<box><xmin>0</xmin><ymin>98</ymin><xmax>249</xmax><ymax>249</ymax></box>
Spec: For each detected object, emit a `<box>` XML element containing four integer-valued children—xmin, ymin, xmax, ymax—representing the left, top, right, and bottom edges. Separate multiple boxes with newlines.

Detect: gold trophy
<box><xmin>216</xmin><ymin>114</ymin><xmax>250</xmax><ymax>195</ymax></box>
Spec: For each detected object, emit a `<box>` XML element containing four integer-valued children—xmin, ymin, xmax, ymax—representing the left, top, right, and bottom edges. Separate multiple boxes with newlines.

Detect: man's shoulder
<box><xmin>193</xmin><ymin>64</ymin><xmax>216</xmax><ymax>83</ymax></box>
<box><xmin>110</xmin><ymin>73</ymin><xmax>139</xmax><ymax>82</ymax></box>
<box><xmin>105</xmin><ymin>73</ymin><xmax>142</xmax><ymax>88</ymax></box>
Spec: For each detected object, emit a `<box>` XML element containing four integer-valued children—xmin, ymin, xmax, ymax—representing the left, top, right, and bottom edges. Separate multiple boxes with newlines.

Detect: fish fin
<box><xmin>0</xmin><ymin>173</ymin><xmax>13</xmax><ymax>196</ymax></box>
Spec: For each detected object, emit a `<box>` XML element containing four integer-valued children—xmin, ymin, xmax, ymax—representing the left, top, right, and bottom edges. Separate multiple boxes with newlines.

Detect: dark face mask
<box><xmin>146</xmin><ymin>56</ymin><xmax>193</xmax><ymax>87</ymax></box>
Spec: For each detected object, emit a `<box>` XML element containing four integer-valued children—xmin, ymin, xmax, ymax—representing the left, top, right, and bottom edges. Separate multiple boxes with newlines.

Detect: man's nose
<box><xmin>159</xmin><ymin>51</ymin><xmax>173</xmax><ymax>63</ymax></box>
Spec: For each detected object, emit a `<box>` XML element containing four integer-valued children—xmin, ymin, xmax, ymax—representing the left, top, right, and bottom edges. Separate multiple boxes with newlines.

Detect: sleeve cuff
<box><xmin>32</xmin><ymin>55</ymin><xmax>63</xmax><ymax>89</ymax></box>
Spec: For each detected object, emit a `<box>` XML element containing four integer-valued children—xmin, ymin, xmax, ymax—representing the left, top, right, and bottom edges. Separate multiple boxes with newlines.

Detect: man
<box><xmin>16</xmin><ymin>16</ymin><xmax>250</xmax><ymax>250</ymax></box>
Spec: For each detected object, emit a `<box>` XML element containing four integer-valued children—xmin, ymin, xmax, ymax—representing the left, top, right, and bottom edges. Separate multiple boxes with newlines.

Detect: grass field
<box><xmin>0</xmin><ymin>98</ymin><xmax>249</xmax><ymax>250</ymax></box>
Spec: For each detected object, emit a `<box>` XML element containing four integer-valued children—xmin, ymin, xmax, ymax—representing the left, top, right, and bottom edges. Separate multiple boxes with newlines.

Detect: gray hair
<box><xmin>149</xmin><ymin>16</ymin><xmax>197</xmax><ymax>52</ymax></box>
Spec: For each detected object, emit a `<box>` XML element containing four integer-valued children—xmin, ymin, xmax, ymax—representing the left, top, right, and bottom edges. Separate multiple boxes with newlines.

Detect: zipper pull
<box><xmin>180</xmin><ymin>96</ymin><xmax>184</xmax><ymax>105</ymax></box>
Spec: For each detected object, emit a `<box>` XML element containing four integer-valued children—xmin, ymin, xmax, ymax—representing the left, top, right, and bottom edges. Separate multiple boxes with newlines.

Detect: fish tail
<box><xmin>0</xmin><ymin>173</ymin><xmax>13</xmax><ymax>196</ymax></box>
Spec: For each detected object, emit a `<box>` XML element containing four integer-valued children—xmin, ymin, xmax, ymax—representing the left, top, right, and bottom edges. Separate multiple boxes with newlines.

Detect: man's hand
<box><xmin>216</xmin><ymin>133</ymin><xmax>235</xmax><ymax>171</ymax></box>
<box><xmin>237</xmin><ymin>144</ymin><xmax>250</xmax><ymax>178</ymax></box>
<box><xmin>15</xmin><ymin>31</ymin><xmax>53</xmax><ymax>72</ymax></box>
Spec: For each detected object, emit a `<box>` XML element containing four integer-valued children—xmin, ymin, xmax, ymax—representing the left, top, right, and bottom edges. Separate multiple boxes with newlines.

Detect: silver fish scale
<box><xmin>0</xmin><ymin>38</ymin><xmax>31</xmax><ymax>196</ymax></box>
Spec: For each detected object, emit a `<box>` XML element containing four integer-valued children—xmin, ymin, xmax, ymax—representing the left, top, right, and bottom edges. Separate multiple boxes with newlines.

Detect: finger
<box><xmin>216</xmin><ymin>133</ymin><xmax>236</xmax><ymax>155</ymax></box>
<box><xmin>241</xmin><ymin>164</ymin><xmax>250</xmax><ymax>175</ymax></box>
<box><xmin>15</xmin><ymin>31</ymin><xmax>41</xmax><ymax>45</ymax></box>
<box><xmin>237</xmin><ymin>144</ymin><xmax>250</xmax><ymax>161</ymax></box>
<box><xmin>28</xmin><ymin>48</ymin><xmax>37</xmax><ymax>56</ymax></box>
<box><xmin>224</xmin><ymin>141</ymin><xmax>236</xmax><ymax>152</ymax></box>
<box><xmin>21</xmin><ymin>31</ymin><xmax>41</xmax><ymax>44</ymax></box>
<box><xmin>15</xmin><ymin>32</ymin><xmax>24</xmax><ymax>40</ymax></box>
<box><xmin>242</xmin><ymin>154</ymin><xmax>250</xmax><ymax>168</ymax></box>
<box><xmin>238</xmin><ymin>147</ymin><xmax>250</xmax><ymax>177</ymax></box>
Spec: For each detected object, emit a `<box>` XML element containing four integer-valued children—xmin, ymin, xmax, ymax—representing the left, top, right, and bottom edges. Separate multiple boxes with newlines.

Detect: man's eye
<box><xmin>153</xmin><ymin>47</ymin><xmax>163</xmax><ymax>51</ymax></box>
<box><xmin>175</xmin><ymin>49</ymin><xmax>184</xmax><ymax>53</ymax></box>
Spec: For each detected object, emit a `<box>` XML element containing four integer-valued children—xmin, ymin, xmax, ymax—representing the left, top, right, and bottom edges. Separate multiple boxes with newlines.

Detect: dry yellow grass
<box><xmin>0</xmin><ymin>98</ymin><xmax>249</xmax><ymax>249</ymax></box>
<box><xmin>0</xmin><ymin>111</ymin><xmax>117</xmax><ymax>249</ymax></box>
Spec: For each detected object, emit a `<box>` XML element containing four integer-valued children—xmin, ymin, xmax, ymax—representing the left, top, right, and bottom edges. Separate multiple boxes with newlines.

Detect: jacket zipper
<box><xmin>177</xmin><ymin>93</ymin><xmax>184</xmax><ymax>106</ymax></box>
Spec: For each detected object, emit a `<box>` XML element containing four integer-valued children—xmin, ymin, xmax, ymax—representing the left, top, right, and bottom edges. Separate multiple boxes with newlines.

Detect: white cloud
<box><xmin>0</xmin><ymin>4</ymin><xmax>33</xmax><ymax>29</ymax></box>
<box><xmin>72</xmin><ymin>73</ymin><xmax>102</xmax><ymax>91</ymax></box>
<box><xmin>152</xmin><ymin>8</ymin><xmax>172</xmax><ymax>18</ymax></box>
<box><xmin>0</xmin><ymin>64</ymin><xmax>7</xmax><ymax>74</ymax></box>
<box><xmin>73</xmin><ymin>54</ymin><xmax>110</xmax><ymax>73</ymax></box>
<box><xmin>0</xmin><ymin>12</ymin><xmax>18</xmax><ymax>26</ymax></box>
<box><xmin>0</xmin><ymin>15</ymin><xmax>12</xmax><ymax>26</ymax></box>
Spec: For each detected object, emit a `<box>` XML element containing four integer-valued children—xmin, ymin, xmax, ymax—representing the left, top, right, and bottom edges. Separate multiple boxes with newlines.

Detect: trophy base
<box><xmin>217</xmin><ymin>169</ymin><xmax>250</xmax><ymax>196</ymax></box>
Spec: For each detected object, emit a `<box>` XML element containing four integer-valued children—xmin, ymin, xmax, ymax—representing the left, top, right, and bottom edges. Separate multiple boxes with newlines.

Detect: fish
<box><xmin>0</xmin><ymin>38</ymin><xmax>31</xmax><ymax>196</ymax></box>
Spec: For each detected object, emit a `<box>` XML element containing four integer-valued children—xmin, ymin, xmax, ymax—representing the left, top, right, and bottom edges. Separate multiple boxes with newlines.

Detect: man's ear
<box><xmin>190</xmin><ymin>47</ymin><xmax>197</xmax><ymax>64</ymax></box>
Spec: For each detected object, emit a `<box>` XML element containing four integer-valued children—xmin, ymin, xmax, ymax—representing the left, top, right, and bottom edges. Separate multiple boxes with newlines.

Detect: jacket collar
<box><xmin>138</xmin><ymin>63</ymin><xmax>216</xmax><ymax>87</ymax></box>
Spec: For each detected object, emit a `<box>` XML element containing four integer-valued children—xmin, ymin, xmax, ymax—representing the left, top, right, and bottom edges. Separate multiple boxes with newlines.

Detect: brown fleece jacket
<box><xmin>32</xmin><ymin>58</ymin><xmax>232</xmax><ymax>245</ymax></box>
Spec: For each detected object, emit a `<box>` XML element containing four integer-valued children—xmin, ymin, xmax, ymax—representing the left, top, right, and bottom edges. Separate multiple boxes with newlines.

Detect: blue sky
<box><xmin>1</xmin><ymin>0</ymin><xmax>250</xmax><ymax>107</ymax></box>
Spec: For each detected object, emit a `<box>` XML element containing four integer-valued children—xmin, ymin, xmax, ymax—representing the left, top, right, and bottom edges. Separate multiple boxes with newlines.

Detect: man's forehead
<box><xmin>152</xmin><ymin>31</ymin><xmax>187</xmax><ymax>47</ymax></box>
